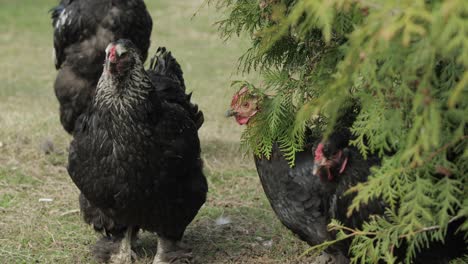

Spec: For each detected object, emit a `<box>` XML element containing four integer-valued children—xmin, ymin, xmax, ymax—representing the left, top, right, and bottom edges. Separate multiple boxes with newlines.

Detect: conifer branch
<box><xmin>425</xmin><ymin>135</ymin><xmax>468</xmax><ymax>163</ymax></box>
<box><xmin>213</xmin><ymin>0</ymin><xmax>468</xmax><ymax>261</ymax></box>
<box><xmin>324</xmin><ymin>216</ymin><xmax>461</xmax><ymax>244</ymax></box>
<box><xmin>399</xmin><ymin>216</ymin><xmax>462</xmax><ymax>239</ymax></box>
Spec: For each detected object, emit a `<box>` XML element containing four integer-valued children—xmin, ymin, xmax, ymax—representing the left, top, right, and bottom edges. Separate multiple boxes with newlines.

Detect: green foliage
<box><xmin>451</xmin><ymin>255</ymin><xmax>468</xmax><ymax>264</ymax></box>
<box><xmin>212</xmin><ymin>0</ymin><xmax>468</xmax><ymax>262</ymax></box>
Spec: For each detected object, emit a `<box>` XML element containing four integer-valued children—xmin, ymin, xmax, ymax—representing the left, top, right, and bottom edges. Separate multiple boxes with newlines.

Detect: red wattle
<box><xmin>236</xmin><ymin>116</ymin><xmax>250</xmax><ymax>125</ymax></box>
<box><xmin>339</xmin><ymin>156</ymin><xmax>348</xmax><ymax>174</ymax></box>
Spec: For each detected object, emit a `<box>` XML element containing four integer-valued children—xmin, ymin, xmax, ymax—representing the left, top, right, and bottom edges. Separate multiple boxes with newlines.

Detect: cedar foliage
<box><xmin>210</xmin><ymin>0</ymin><xmax>467</xmax><ymax>263</ymax></box>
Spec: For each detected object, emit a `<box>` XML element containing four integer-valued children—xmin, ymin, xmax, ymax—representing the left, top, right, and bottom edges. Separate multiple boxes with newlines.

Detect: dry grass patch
<box><xmin>0</xmin><ymin>0</ymin><xmax>316</xmax><ymax>263</ymax></box>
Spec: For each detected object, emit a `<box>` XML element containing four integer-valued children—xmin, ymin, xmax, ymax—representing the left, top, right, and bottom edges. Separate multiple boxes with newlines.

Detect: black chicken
<box><xmin>147</xmin><ymin>47</ymin><xmax>204</xmax><ymax>130</ymax></box>
<box><xmin>227</xmin><ymin>87</ymin><xmax>467</xmax><ymax>263</ymax></box>
<box><xmin>68</xmin><ymin>40</ymin><xmax>208</xmax><ymax>264</ymax></box>
<box><xmin>51</xmin><ymin>0</ymin><xmax>152</xmax><ymax>134</ymax></box>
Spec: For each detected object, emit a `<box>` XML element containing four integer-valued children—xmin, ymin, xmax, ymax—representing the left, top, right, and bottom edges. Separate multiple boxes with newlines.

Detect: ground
<box><xmin>0</xmin><ymin>0</ymin><xmax>317</xmax><ymax>263</ymax></box>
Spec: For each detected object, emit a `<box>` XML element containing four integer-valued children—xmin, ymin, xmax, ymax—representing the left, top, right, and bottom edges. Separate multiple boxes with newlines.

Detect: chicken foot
<box><xmin>110</xmin><ymin>227</ymin><xmax>135</xmax><ymax>264</ymax></box>
<box><xmin>153</xmin><ymin>236</ymin><xmax>192</xmax><ymax>264</ymax></box>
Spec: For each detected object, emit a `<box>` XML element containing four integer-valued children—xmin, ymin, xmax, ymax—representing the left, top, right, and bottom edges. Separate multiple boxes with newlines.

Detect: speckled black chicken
<box><xmin>50</xmin><ymin>0</ymin><xmax>152</xmax><ymax>134</ymax></box>
<box><xmin>68</xmin><ymin>40</ymin><xmax>207</xmax><ymax>264</ymax></box>
<box><xmin>227</xmin><ymin>87</ymin><xmax>467</xmax><ymax>263</ymax></box>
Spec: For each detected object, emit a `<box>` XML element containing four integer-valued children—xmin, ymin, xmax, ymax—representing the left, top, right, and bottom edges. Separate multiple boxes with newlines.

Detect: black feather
<box><xmin>255</xmin><ymin>141</ymin><xmax>381</xmax><ymax>254</ymax></box>
<box><xmin>147</xmin><ymin>47</ymin><xmax>204</xmax><ymax>129</ymax></box>
<box><xmin>68</xmin><ymin>41</ymin><xmax>207</xmax><ymax>256</ymax></box>
<box><xmin>51</xmin><ymin>0</ymin><xmax>153</xmax><ymax>133</ymax></box>
<box><xmin>255</xmin><ymin>118</ymin><xmax>467</xmax><ymax>263</ymax></box>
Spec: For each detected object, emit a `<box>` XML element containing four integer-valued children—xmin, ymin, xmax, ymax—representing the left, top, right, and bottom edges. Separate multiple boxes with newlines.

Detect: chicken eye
<box><xmin>242</xmin><ymin>102</ymin><xmax>250</xmax><ymax>108</ymax></box>
<box><xmin>115</xmin><ymin>45</ymin><xmax>128</xmax><ymax>57</ymax></box>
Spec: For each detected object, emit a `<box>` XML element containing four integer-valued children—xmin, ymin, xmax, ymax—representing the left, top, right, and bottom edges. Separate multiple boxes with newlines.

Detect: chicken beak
<box><xmin>312</xmin><ymin>159</ymin><xmax>325</xmax><ymax>176</ymax></box>
<box><xmin>312</xmin><ymin>163</ymin><xmax>319</xmax><ymax>176</ymax></box>
<box><xmin>312</xmin><ymin>158</ymin><xmax>326</xmax><ymax>177</ymax></box>
<box><xmin>225</xmin><ymin>109</ymin><xmax>238</xmax><ymax>117</ymax></box>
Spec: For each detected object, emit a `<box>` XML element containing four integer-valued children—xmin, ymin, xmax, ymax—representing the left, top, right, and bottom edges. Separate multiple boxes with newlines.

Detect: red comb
<box><xmin>109</xmin><ymin>45</ymin><xmax>117</xmax><ymax>62</ymax></box>
<box><xmin>231</xmin><ymin>93</ymin><xmax>239</xmax><ymax>108</ymax></box>
<box><xmin>231</xmin><ymin>86</ymin><xmax>249</xmax><ymax>107</ymax></box>
<box><xmin>314</xmin><ymin>143</ymin><xmax>324</xmax><ymax>161</ymax></box>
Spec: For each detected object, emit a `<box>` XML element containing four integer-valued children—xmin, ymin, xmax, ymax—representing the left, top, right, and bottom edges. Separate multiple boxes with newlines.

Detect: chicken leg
<box><xmin>110</xmin><ymin>227</ymin><xmax>134</xmax><ymax>264</ymax></box>
<box><xmin>153</xmin><ymin>236</ymin><xmax>192</xmax><ymax>264</ymax></box>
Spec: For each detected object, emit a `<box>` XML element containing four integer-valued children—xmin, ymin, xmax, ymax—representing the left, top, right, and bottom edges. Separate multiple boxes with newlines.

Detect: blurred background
<box><xmin>0</xmin><ymin>0</ymin><xmax>313</xmax><ymax>263</ymax></box>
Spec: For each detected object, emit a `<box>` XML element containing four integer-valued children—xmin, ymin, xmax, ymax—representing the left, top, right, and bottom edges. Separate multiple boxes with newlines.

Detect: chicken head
<box><xmin>226</xmin><ymin>86</ymin><xmax>259</xmax><ymax>125</ymax></box>
<box><xmin>312</xmin><ymin>139</ymin><xmax>349</xmax><ymax>181</ymax></box>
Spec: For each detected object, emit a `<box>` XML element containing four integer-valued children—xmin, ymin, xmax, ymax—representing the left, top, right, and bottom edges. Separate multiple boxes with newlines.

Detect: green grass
<box><xmin>0</xmin><ymin>0</ymin><xmax>314</xmax><ymax>263</ymax></box>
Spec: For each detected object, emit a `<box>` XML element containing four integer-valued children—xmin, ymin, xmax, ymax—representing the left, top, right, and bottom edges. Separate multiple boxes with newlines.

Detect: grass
<box><xmin>0</xmin><ymin>0</ymin><xmax>315</xmax><ymax>263</ymax></box>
